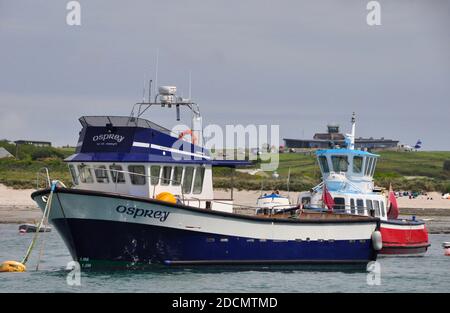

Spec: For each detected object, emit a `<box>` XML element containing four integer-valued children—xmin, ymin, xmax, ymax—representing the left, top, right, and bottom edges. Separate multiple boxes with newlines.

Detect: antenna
<box><xmin>142</xmin><ymin>78</ymin><xmax>146</xmax><ymax>102</ymax></box>
<box><xmin>188</xmin><ymin>71</ymin><xmax>192</xmax><ymax>99</ymax></box>
<box><xmin>148</xmin><ymin>79</ymin><xmax>152</xmax><ymax>103</ymax></box>
<box><xmin>154</xmin><ymin>48</ymin><xmax>159</xmax><ymax>96</ymax></box>
<box><xmin>344</xmin><ymin>112</ymin><xmax>356</xmax><ymax>150</ymax></box>
<box><xmin>350</xmin><ymin>112</ymin><xmax>356</xmax><ymax>149</ymax></box>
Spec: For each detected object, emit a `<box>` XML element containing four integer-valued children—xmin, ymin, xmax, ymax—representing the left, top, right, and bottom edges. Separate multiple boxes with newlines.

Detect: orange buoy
<box><xmin>178</xmin><ymin>129</ymin><xmax>197</xmax><ymax>145</ymax></box>
<box><xmin>0</xmin><ymin>261</ymin><xmax>26</xmax><ymax>272</ymax></box>
<box><xmin>155</xmin><ymin>192</ymin><xmax>177</xmax><ymax>204</ymax></box>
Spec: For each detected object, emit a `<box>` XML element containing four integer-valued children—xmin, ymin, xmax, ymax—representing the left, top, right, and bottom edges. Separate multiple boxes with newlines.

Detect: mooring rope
<box><xmin>35</xmin><ymin>186</ymin><xmax>54</xmax><ymax>271</ymax></box>
<box><xmin>21</xmin><ymin>182</ymin><xmax>56</xmax><ymax>266</ymax></box>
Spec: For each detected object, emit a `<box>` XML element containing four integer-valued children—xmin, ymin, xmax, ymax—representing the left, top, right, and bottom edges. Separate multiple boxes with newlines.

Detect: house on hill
<box><xmin>14</xmin><ymin>140</ymin><xmax>51</xmax><ymax>147</ymax></box>
<box><xmin>284</xmin><ymin>124</ymin><xmax>399</xmax><ymax>151</ymax></box>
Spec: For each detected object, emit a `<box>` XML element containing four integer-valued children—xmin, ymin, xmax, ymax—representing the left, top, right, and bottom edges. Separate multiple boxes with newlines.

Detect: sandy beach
<box><xmin>215</xmin><ymin>189</ymin><xmax>450</xmax><ymax>210</ymax></box>
<box><xmin>0</xmin><ymin>184</ymin><xmax>42</xmax><ymax>224</ymax></box>
<box><xmin>1</xmin><ymin>184</ymin><xmax>449</xmax><ymax>232</ymax></box>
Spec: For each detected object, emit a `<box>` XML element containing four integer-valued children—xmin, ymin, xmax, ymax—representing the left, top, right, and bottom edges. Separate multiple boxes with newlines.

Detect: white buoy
<box><xmin>372</xmin><ymin>231</ymin><xmax>383</xmax><ymax>251</ymax></box>
<box><xmin>442</xmin><ymin>242</ymin><xmax>450</xmax><ymax>256</ymax></box>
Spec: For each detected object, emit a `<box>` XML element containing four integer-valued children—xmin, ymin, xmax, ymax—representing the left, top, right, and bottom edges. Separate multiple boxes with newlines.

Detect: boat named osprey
<box><xmin>31</xmin><ymin>86</ymin><xmax>381</xmax><ymax>269</ymax></box>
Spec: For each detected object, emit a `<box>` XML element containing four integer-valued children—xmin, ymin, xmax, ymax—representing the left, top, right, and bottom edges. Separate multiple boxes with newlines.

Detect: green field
<box><xmin>0</xmin><ymin>140</ymin><xmax>74</xmax><ymax>189</ymax></box>
<box><xmin>1</xmin><ymin>139</ymin><xmax>449</xmax><ymax>193</ymax></box>
<box><xmin>215</xmin><ymin>151</ymin><xmax>450</xmax><ymax>192</ymax></box>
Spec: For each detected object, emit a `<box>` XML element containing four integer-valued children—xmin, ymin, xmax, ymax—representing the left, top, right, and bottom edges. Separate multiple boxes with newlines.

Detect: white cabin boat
<box><xmin>31</xmin><ymin>88</ymin><xmax>381</xmax><ymax>268</ymax></box>
<box><xmin>298</xmin><ymin>113</ymin><xmax>430</xmax><ymax>255</ymax></box>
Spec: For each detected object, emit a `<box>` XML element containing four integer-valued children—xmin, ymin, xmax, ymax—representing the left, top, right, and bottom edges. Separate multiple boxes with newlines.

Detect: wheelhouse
<box><xmin>299</xmin><ymin>113</ymin><xmax>389</xmax><ymax>220</ymax></box>
<box><xmin>316</xmin><ymin>149</ymin><xmax>379</xmax><ymax>179</ymax></box>
<box><xmin>64</xmin><ymin>114</ymin><xmax>249</xmax><ymax>213</ymax></box>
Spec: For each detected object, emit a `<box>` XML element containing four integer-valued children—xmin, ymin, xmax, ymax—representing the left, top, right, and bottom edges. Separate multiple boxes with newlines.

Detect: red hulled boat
<box><xmin>298</xmin><ymin>113</ymin><xmax>430</xmax><ymax>255</ymax></box>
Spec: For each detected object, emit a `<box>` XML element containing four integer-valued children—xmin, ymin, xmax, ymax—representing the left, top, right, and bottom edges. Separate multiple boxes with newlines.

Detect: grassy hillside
<box><xmin>0</xmin><ymin>139</ymin><xmax>449</xmax><ymax>193</ymax></box>
<box><xmin>215</xmin><ymin>151</ymin><xmax>450</xmax><ymax>193</ymax></box>
<box><xmin>0</xmin><ymin>140</ymin><xmax>74</xmax><ymax>189</ymax></box>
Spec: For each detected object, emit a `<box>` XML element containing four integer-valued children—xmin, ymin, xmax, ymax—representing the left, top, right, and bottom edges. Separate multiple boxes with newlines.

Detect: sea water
<box><xmin>0</xmin><ymin>224</ymin><xmax>449</xmax><ymax>293</ymax></box>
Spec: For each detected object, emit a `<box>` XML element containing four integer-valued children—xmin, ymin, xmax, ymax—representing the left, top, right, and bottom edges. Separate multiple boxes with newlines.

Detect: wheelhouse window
<box><xmin>356</xmin><ymin>199</ymin><xmax>365</xmax><ymax>214</ymax></box>
<box><xmin>366</xmin><ymin>200</ymin><xmax>373</xmax><ymax>216</ymax></box>
<box><xmin>172</xmin><ymin>166</ymin><xmax>183</xmax><ymax>186</ymax></box>
<box><xmin>78</xmin><ymin>165</ymin><xmax>94</xmax><ymax>183</ymax></box>
<box><xmin>161</xmin><ymin>166</ymin><xmax>172</xmax><ymax>186</ymax></box>
<box><xmin>94</xmin><ymin>166</ymin><xmax>109</xmax><ymax>183</ymax></box>
<box><xmin>109</xmin><ymin>165</ymin><xmax>125</xmax><ymax>184</ymax></box>
<box><xmin>150</xmin><ymin>166</ymin><xmax>161</xmax><ymax>185</ymax></box>
<box><xmin>128</xmin><ymin>165</ymin><xmax>146</xmax><ymax>185</ymax></box>
<box><xmin>364</xmin><ymin>158</ymin><xmax>369</xmax><ymax>176</ymax></box>
<box><xmin>365</xmin><ymin>158</ymin><xmax>373</xmax><ymax>176</ymax></box>
<box><xmin>370</xmin><ymin>158</ymin><xmax>378</xmax><ymax>177</ymax></box>
<box><xmin>193</xmin><ymin>167</ymin><xmax>205</xmax><ymax>194</ymax></box>
<box><xmin>331</xmin><ymin>156</ymin><xmax>348</xmax><ymax>172</ymax></box>
<box><xmin>182</xmin><ymin>167</ymin><xmax>194</xmax><ymax>194</ymax></box>
<box><xmin>333</xmin><ymin>197</ymin><xmax>345</xmax><ymax>211</ymax></box>
<box><xmin>318</xmin><ymin>156</ymin><xmax>329</xmax><ymax>173</ymax></box>
<box><xmin>69</xmin><ymin>165</ymin><xmax>79</xmax><ymax>185</ymax></box>
<box><xmin>350</xmin><ymin>198</ymin><xmax>356</xmax><ymax>214</ymax></box>
<box><xmin>373</xmin><ymin>200</ymin><xmax>380</xmax><ymax>217</ymax></box>
<box><xmin>380</xmin><ymin>201</ymin><xmax>386</xmax><ymax>218</ymax></box>
<box><xmin>353</xmin><ymin>156</ymin><xmax>363</xmax><ymax>173</ymax></box>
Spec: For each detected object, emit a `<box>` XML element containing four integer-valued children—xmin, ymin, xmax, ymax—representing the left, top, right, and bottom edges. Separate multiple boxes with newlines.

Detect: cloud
<box><xmin>0</xmin><ymin>0</ymin><xmax>449</xmax><ymax>150</ymax></box>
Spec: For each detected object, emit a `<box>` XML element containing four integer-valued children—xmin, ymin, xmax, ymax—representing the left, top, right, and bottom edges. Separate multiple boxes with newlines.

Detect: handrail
<box><xmin>184</xmin><ymin>196</ymin><xmax>201</xmax><ymax>208</ymax></box>
<box><xmin>304</xmin><ymin>202</ymin><xmax>386</xmax><ymax>217</ymax></box>
<box><xmin>306</xmin><ymin>200</ymin><xmax>386</xmax><ymax>210</ymax></box>
<box><xmin>311</xmin><ymin>181</ymin><xmax>323</xmax><ymax>193</ymax></box>
<box><xmin>36</xmin><ymin>168</ymin><xmax>51</xmax><ymax>190</ymax></box>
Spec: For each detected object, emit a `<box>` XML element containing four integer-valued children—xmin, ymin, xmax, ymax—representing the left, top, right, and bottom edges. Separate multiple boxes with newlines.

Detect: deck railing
<box><xmin>303</xmin><ymin>203</ymin><xmax>386</xmax><ymax>218</ymax></box>
<box><xmin>36</xmin><ymin>167</ymin><xmax>51</xmax><ymax>189</ymax></box>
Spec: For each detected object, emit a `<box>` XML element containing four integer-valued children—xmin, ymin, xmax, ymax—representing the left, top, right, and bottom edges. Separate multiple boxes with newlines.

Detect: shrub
<box><xmin>444</xmin><ymin>160</ymin><xmax>450</xmax><ymax>172</ymax></box>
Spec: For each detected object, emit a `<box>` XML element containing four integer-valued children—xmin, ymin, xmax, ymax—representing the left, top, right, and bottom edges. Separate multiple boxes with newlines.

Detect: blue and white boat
<box><xmin>31</xmin><ymin>86</ymin><xmax>381</xmax><ymax>269</ymax></box>
<box><xmin>255</xmin><ymin>192</ymin><xmax>291</xmax><ymax>215</ymax></box>
<box><xmin>298</xmin><ymin>113</ymin><xmax>430</xmax><ymax>255</ymax></box>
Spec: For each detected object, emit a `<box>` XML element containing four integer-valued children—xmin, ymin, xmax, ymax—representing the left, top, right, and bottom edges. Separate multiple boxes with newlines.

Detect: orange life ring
<box><xmin>178</xmin><ymin>129</ymin><xmax>197</xmax><ymax>145</ymax></box>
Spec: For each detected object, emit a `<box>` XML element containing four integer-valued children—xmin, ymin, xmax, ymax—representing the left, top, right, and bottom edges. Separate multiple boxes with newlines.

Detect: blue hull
<box><xmin>53</xmin><ymin>218</ymin><xmax>377</xmax><ymax>268</ymax></box>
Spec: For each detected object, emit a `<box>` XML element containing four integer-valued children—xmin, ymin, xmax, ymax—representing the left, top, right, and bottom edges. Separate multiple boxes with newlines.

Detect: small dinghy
<box><xmin>19</xmin><ymin>223</ymin><xmax>51</xmax><ymax>233</ymax></box>
<box><xmin>256</xmin><ymin>192</ymin><xmax>292</xmax><ymax>215</ymax></box>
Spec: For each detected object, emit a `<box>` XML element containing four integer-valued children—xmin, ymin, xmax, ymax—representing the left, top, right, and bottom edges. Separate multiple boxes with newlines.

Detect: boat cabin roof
<box><xmin>67</xmin><ymin>115</ymin><xmax>251</xmax><ymax>168</ymax></box>
<box><xmin>316</xmin><ymin>149</ymin><xmax>379</xmax><ymax>158</ymax></box>
<box><xmin>79</xmin><ymin>116</ymin><xmax>171</xmax><ymax>135</ymax></box>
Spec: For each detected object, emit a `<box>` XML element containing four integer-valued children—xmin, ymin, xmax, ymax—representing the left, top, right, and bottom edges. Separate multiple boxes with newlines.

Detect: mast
<box><xmin>130</xmin><ymin>84</ymin><xmax>203</xmax><ymax>147</ymax></box>
<box><xmin>347</xmin><ymin>112</ymin><xmax>356</xmax><ymax>150</ymax></box>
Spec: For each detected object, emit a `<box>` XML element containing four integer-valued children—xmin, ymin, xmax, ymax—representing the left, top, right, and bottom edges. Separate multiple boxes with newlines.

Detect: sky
<box><xmin>0</xmin><ymin>0</ymin><xmax>449</xmax><ymax>150</ymax></box>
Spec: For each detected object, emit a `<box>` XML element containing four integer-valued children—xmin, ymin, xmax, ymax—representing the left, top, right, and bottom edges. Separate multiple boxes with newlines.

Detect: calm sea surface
<box><xmin>0</xmin><ymin>224</ymin><xmax>449</xmax><ymax>293</ymax></box>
